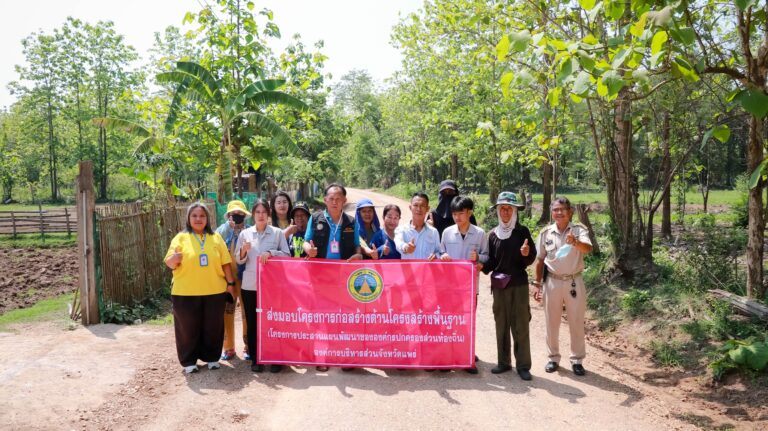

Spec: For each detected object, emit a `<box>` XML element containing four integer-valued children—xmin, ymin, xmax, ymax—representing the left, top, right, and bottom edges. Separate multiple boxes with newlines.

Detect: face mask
<box><xmin>231</xmin><ymin>213</ymin><xmax>246</xmax><ymax>224</ymax></box>
<box><xmin>556</xmin><ymin>244</ymin><xmax>573</xmax><ymax>260</ymax></box>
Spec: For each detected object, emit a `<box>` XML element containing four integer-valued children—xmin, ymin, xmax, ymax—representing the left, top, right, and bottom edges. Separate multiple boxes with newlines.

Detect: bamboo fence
<box><xmin>96</xmin><ymin>201</ymin><xmax>216</xmax><ymax>306</ymax></box>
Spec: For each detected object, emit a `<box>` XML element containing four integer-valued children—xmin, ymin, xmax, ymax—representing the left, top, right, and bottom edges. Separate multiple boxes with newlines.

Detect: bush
<box><xmin>709</xmin><ymin>336</ymin><xmax>768</xmax><ymax>380</ymax></box>
<box><xmin>621</xmin><ymin>289</ymin><xmax>652</xmax><ymax>316</ymax></box>
<box><xmin>731</xmin><ymin>173</ymin><xmax>749</xmax><ymax>228</ymax></box>
<box><xmin>708</xmin><ymin>298</ymin><xmax>766</xmax><ymax>341</ymax></box>
<box><xmin>101</xmin><ymin>295</ymin><xmax>167</xmax><ymax>325</ymax></box>
<box><xmin>677</xmin><ymin>225</ymin><xmax>746</xmax><ymax>295</ymax></box>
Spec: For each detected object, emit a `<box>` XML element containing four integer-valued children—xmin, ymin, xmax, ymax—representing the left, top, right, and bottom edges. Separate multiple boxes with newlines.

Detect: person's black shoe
<box><xmin>572</xmin><ymin>364</ymin><xmax>586</xmax><ymax>376</ymax></box>
<box><xmin>517</xmin><ymin>368</ymin><xmax>532</xmax><ymax>381</ymax></box>
<box><xmin>475</xmin><ymin>355</ymin><xmax>480</xmax><ymax>362</ymax></box>
<box><xmin>465</xmin><ymin>367</ymin><xmax>479</xmax><ymax>375</ymax></box>
<box><xmin>251</xmin><ymin>363</ymin><xmax>265</xmax><ymax>373</ymax></box>
<box><xmin>269</xmin><ymin>364</ymin><xmax>283</xmax><ymax>373</ymax></box>
<box><xmin>341</xmin><ymin>367</ymin><xmax>354</xmax><ymax>372</ymax></box>
<box><xmin>491</xmin><ymin>364</ymin><xmax>512</xmax><ymax>374</ymax></box>
<box><xmin>545</xmin><ymin>361</ymin><xmax>559</xmax><ymax>373</ymax></box>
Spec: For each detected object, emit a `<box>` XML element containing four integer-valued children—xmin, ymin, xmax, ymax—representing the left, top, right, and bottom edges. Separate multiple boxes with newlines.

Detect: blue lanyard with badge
<box><xmin>329</xmin><ymin>215</ymin><xmax>341</xmax><ymax>254</ymax></box>
<box><xmin>195</xmin><ymin>233</ymin><xmax>209</xmax><ymax>267</ymax></box>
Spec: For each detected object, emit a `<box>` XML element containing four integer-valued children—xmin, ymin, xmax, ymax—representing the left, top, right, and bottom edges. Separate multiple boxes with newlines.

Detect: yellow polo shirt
<box><xmin>165</xmin><ymin>231</ymin><xmax>232</xmax><ymax>296</ymax></box>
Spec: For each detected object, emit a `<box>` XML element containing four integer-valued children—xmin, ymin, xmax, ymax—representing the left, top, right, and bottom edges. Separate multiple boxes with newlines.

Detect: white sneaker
<box><xmin>207</xmin><ymin>361</ymin><xmax>221</xmax><ymax>370</ymax></box>
<box><xmin>183</xmin><ymin>365</ymin><xmax>199</xmax><ymax>374</ymax></box>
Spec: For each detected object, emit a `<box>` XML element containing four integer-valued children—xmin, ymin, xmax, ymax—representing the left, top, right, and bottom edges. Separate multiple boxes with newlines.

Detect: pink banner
<box><xmin>257</xmin><ymin>257</ymin><xmax>476</xmax><ymax>368</ymax></box>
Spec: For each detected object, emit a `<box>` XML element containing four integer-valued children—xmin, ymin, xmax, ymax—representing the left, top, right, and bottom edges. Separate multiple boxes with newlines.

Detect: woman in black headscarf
<box><xmin>427</xmin><ymin>179</ymin><xmax>477</xmax><ymax>238</ymax></box>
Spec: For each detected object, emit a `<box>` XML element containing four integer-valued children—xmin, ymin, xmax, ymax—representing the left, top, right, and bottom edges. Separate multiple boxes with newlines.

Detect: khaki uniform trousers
<box><xmin>543</xmin><ymin>275</ymin><xmax>586</xmax><ymax>365</ymax></box>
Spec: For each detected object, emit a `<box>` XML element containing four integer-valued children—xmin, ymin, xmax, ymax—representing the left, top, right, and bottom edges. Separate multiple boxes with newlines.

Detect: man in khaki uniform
<box><xmin>531</xmin><ymin>197</ymin><xmax>593</xmax><ymax>376</ymax></box>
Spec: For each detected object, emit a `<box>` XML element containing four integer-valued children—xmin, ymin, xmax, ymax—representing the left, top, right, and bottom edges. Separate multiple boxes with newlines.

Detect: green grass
<box><xmin>0</xmin><ymin>203</ymin><xmax>72</xmax><ymax>212</ymax></box>
<box><xmin>0</xmin><ymin>232</ymin><xmax>77</xmax><ymax>248</ymax></box>
<box><xmin>0</xmin><ymin>294</ymin><xmax>73</xmax><ymax>331</ymax></box>
<box><xmin>530</xmin><ymin>189</ymin><xmax>742</xmax><ymax>206</ymax></box>
<box><xmin>146</xmin><ymin>313</ymin><xmax>174</xmax><ymax>325</ymax></box>
<box><xmin>650</xmin><ymin>340</ymin><xmax>686</xmax><ymax>367</ymax></box>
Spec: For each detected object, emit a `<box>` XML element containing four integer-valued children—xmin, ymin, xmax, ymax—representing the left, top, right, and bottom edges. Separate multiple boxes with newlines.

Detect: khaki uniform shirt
<box><xmin>536</xmin><ymin>222</ymin><xmax>591</xmax><ymax>276</ymax></box>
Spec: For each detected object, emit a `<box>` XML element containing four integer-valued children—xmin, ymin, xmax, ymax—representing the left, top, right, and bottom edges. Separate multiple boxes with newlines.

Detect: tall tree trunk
<box><xmin>46</xmin><ymin>97</ymin><xmax>58</xmax><ymax>201</ymax></box>
<box><xmin>75</xmin><ymin>86</ymin><xmax>84</xmax><ymax>161</ymax></box>
<box><xmin>746</xmin><ymin>114</ymin><xmax>764</xmax><ymax>298</ymax></box>
<box><xmin>99</xmin><ymin>94</ymin><xmax>109</xmax><ymax>200</ymax></box>
<box><xmin>450</xmin><ymin>153</ymin><xmax>458</xmax><ymax>179</ymax></box>
<box><xmin>661</xmin><ymin>112</ymin><xmax>672</xmax><ymax>238</ymax></box>
<box><xmin>607</xmin><ymin>87</ymin><xmax>647</xmax><ymax>275</ymax></box>
<box><xmin>537</xmin><ymin>160</ymin><xmax>552</xmax><ymax>225</ymax></box>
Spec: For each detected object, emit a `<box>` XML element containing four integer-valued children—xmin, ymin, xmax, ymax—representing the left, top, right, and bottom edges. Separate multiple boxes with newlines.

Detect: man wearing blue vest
<box><xmin>303</xmin><ymin>183</ymin><xmax>362</xmax><ymax>372</ymax></box>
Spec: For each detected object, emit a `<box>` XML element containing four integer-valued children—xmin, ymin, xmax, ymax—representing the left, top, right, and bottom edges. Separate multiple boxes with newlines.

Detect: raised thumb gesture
<box><xmin>520</xmin><ymin>238</ymin><xmax>530</xmax><ymax>257</ymax></box>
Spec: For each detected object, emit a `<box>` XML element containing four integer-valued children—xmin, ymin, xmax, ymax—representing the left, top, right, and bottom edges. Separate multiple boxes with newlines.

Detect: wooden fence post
<box><xmin>64</xmin><ymin>208</ymin><xmax>71</xmax><ymax>237</ymax></box>
<box><xmin>38</xmin><ymin>202</ymin><xmax>44</xmax><ymax>242</ymax></box>
<box><xmin>77</xmin><ymin>161</ymin><xmax>99</xmax><ymax>325</ymax></box>
<box><xmin>10</xmin><ymin>211</ymin><xmax>16</xmax><ymax>239</ymax></box>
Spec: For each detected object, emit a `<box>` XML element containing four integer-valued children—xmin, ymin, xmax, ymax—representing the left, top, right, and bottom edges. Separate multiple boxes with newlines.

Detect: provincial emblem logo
<box><xmin>347</xmin><ymin>268</ymin><xmax>384</xmax><ymax>303</ymax></box>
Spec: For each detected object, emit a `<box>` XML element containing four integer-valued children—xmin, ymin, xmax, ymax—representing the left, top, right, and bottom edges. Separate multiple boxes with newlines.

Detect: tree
<box><xmin>9</xmin><ymin>32</ymin><xmax>62</xmax><ymax>201</ymax></box>
<box><xmin>157</xmin><ymin>61</ymin><xmax>307</xmax><ymax>202</ymax></box>
<box><xmin>676</xmin><ymin>0</ymin><xmax>768</xmax><ymax>298</ymax></box>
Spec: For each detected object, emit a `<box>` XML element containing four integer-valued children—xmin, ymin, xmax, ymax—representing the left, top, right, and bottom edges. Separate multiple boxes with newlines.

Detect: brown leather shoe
<box><xmin>316</xmin><ymin>366</ymin><xmax>329</xmax><ymax>372</ymax></box>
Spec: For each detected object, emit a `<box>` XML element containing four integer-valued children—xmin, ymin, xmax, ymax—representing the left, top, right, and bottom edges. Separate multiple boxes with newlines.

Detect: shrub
<box><xmin>621</xmin><ymin>289</ymin><xmax>652</xmax><ymax>316</ymax></box>
<box><xmin>709</xmin><ymin>337</ymin><xmax>768</xmax><ymax>380</ymax></box>
<box><xmin>101</xmin><ymin>295</ymin><xmax>167</xmax><ymax>325</ymax></box>
<box><xmin>677</xmin><ymin>225</ymin><xmax>746</xmax><ymax>295</ymax></box>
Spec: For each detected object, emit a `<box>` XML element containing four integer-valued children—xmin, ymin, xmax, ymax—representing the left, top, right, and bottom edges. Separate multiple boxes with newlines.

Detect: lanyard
<box><xmin>194</xmin><ymin>233</ymin><xmax>206</xmax><ymax>253</ymax></box>
<box><xmin>328</xmin><ymin>212</ymin><xmax>342</xmax><ymax>240</ymax></box>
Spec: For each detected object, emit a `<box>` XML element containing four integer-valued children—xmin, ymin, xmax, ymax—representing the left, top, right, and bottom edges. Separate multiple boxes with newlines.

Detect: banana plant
<box><xmin>156</xmin><ymin>61</ymin><xmax>309</xmax><ymax>202</ymax></box>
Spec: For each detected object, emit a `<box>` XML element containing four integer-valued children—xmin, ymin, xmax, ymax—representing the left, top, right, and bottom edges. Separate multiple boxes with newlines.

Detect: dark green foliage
<box><xmin>101</xmin><ymin>295</ymin><xmax>168</xmax><ymax>325</ymax></box>
<box><xmin>676</xmin><ymin>225</ymin><xmax>747</xmax><ymax>295</ymax></box>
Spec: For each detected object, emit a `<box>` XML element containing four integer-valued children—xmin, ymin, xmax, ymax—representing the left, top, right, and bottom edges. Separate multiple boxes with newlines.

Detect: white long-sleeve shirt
<box><xmin>235</xmin><ymin>225</ymin><xmax>289</xmax><ymax>291</ymax></box>
<box><xmin>395</xmin><ymin>222</ymin><xmax>441</xmax><ymax>260</ymax></box>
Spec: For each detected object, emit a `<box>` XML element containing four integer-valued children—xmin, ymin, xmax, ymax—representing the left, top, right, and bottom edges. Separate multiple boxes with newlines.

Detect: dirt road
<box><xmin>0</xmin><ymin>189</ymin><xmax>749</xmax><ymax>430</ymax></box>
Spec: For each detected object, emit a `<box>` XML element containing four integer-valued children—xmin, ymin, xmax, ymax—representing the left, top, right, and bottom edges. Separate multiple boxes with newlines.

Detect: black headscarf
<box><xmin>432</xmin><ymin>180</ymin><xmax>477</xmax><ymax>237</ymax></box>
<box><xmin>435</xmin><ymin>180</ymin><xmax>458</xmax><ymax>221</ymax></box>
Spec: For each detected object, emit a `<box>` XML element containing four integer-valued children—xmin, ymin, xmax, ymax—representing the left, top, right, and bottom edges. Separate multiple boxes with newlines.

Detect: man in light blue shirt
<box><xmin>395</xmin><ymin>192</ymin><xmax>441</xmax><ymax>260</ymax></box>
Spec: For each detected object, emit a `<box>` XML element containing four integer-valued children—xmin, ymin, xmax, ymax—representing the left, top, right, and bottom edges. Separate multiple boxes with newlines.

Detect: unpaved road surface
<box><xmin>0</xmin><ymin>189</ymin><xmax>760</xmax><ymax>430</ymax></box>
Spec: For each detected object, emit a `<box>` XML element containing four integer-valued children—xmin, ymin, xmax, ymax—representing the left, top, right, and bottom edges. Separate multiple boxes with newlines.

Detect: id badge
<box><xmin>199</xmin><ymin>253</ymin><xmax>209</xmax><ymax>267</ymax></box>
<box><xmin>330</xmin><ymin>240</ymin><xmax>340</xmax><ymax>254</ymax></box>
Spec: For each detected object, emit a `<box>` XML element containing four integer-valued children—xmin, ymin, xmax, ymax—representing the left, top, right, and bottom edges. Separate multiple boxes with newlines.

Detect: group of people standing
<box><xmin>163</xmin><ymin>180</ymin><xmax>592</xmax><ymax>380</ymax></box>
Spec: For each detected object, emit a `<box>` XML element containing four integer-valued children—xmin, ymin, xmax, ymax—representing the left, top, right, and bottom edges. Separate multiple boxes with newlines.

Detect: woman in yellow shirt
<box><xmin>165</xmin><ymin>203</ymin><xmax>236</xmax><ymax>374</ymax></box>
